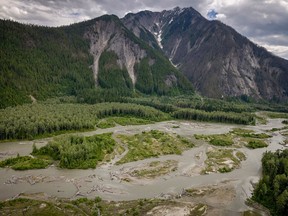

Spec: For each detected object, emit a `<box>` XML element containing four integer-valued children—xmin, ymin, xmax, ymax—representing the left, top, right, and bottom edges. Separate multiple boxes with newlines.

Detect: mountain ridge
<box><xmin>122</xmin><ymin>7</ymin><xmax>288</xmax><ymax>101</ymax></box>
<box><xmin>1</xmin><ymin>6</ymin><xmax>288</xmax><ymax>109</ymax></box>
<box><xmin>0</xmin><ymin>14</ymin><xmax>193</xmax><ymax>108</ymax></box>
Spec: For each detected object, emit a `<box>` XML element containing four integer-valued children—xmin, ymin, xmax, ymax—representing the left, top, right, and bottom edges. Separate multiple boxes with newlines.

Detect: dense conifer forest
<box><xmin>252</xmin><ymin>149</ymin><xmax>288</xmax><ymax>216</ymax></box>
<box><xmin>0</xmin><ymin>20</ymin><xmax>94</xmax><ymax>108</ymax></box>
<box><xmin>0</xmin><ymin>18</ymin><xmax>193</xmax><ymax>109</ymax></box>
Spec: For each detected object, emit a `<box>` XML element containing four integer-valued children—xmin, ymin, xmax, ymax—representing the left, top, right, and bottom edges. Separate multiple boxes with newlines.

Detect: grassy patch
<box><xmin>231</xmin><ymin>128</ymin><xmax>271</xmax><ymax>139</ymax></box>
<box><xmin>117</xmin><ymin>130</ymin><xmax>194</xmax><ymax>164</ymax></box>
<box><xmin>231</xmin><ymin>128</ymin><xmax>271</xmax><ymax>149</ymax></box>
<box><xmin>246</xmin><ymin>139</ymin><xmax>268</xmax><ymax>149</ymax></box>
<box><xmin>71</xmin><ymin>196</ymin><xmax>180</xmax><ymax>216</ymax></box>
<box><xmin>255</xmin><ymin>115</ymin><xmax>268</xmax><ymax>125</ymax></box>
<box><xmin>0</xmin><ymin>193</ymin><xmax>256</xmax><ymax>216</ymax></box>
<box><xmin>264</xmin><ymin>112</ymin><xmax>288</xmax><ymax>119</ymax></box>
<box><xmin>189</xmin><ymin>203</ymin><xmax>207</xmax><ymax>216</ymax></box>
<box><xmin>102</xmin><ymin>144</ymin><xmax>125</xmax><ymax>162</ymax></box>
<box><xmin>131</xmin><ymin>160</ymin><xmax>178</xmax><ymax>178</ymax></box>
<box><xmin>185</xmin><ymin>187</ymin><xmax>217</xmax><ymax>197</ymax></box>
<box><xmin>282</xmin><ymin>120</ymin><xmax>288</xmax><ymax>124</ymax></box>
<box><xmin>268</xmin><ymin>126</ymin><xmax>288</xmax><ymax>132</ymax></box>
<box><xmin>110</xmin><ymin>117</ymin><xmax>153</xmax><ymax>126</ymax></box>
<box><xmin>231</xmin><ymin>128</ymin><xmax>254</xmax><ymax>135</ymax></box>
<box><xmin>96</xmin><ymin>117</ymin><xmax>153</xmax><ymax>129</ymax></box>
<box><xmin>243</xmin><ymin>210</ymin><xmax>263</xmax><ymax>216</ymax></box>
<box><xmin>202</xmin><ymin>148</ymin><xmax>245</xmax><ymax>174</ymax></box>
<box><xmin>236</xmin><ymin>151</ymin><xmax>247</xmax><ymax>161</ymax></box>
<box><xmin>96</xmin><ymin>119</ymin><xmax>116</xmax><ymax>129</ymax></box>
<box><xmin>242</xmin><ymin>133</ymin><xmax>271</xmax><ymax>139</ymax></box>
<box><xmin>0</xmin><ymin>198</ymin><xmax>87</xmax><ymax>216</ymax></box>
<box><xmin>195</xmin><ymin>134</ymin><xmax>233</xmax><ymax>146</ymax></box>
<box><xmin>32</xmin><ymin>133</ymin><xmax>116</xmax><ymax>169</ymax></box>
<box><xmin>0</xmin><ymin>156</ymin><xmax>51</xmax><ymax>170</ymax></box>
<box><xmin>195</xmin><ymin>129</ymin><xmax>271</xmax><ymax>149</ymax></box>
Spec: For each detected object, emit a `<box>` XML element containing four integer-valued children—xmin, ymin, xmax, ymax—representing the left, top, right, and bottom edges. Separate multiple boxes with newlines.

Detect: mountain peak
<box><xmin>122</xmin><ymin>7</ymin><xmax>288</xmax><ymax>101</ymax></box>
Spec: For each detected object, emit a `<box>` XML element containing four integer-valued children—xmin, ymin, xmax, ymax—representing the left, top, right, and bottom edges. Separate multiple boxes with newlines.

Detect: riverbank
<box><xmin>0</xmin><ymin>118</ymin><xmax>286</xmax><ymax>215</ymax></box>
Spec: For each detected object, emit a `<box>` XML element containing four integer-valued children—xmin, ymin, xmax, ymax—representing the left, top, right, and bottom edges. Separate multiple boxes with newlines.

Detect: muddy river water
<box><xmin>0</xmin><ymin>118</ymin><xmax>286</xmax><ymax>214</ymax></box>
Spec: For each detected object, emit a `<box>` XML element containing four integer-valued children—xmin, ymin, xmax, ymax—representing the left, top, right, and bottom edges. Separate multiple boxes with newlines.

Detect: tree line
<box><xmin>252</xmin><ymin>149</ymin><xmax>288</xmax><ymax>216</ymax></box>
<box><xmin>172</xmin><ymin>108</ymin><xmax>255</xmax><ymax>125</ymax></box>
<box><xmin>0</xmin><ymin>100</ymin><xmax>259</xmax><ymax>141</ymax></box>
<box><xmin>32</xmin><ymin>133</ymin><xmax>116</xmax><ymax>169</ymax></box>
<box><xmin>0</xmin><ymin>102</ymin><xmax>168</xmax><ymax>140</ymax></box>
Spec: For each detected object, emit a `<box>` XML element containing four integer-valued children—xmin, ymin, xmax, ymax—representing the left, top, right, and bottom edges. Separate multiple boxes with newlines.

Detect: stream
<box><xmin>0</xmin><ymin>118</ymin><xmax>286</xmax><ymax>214</ymax></box>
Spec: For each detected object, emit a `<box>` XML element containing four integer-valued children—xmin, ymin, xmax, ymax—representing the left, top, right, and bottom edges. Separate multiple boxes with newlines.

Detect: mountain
<box><xmin>123</xmin><ymin>7</ymin><xmax>288</xmax><ymax>101</ymax></box>
<box><xmin>1</xmin><ymin>6</ymin><xmax>288</xmax><ymax>109</ymax></box>
<box><xmin>0</xmin><ymin>15</ymin><xmax>193</xmax><ymax>108</ymax></box>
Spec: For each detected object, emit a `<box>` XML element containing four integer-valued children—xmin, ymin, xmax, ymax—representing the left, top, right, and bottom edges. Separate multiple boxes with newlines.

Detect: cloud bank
<box><xmin>1</xmin><ymin>0</ymin><xmax>287</xmax><ymax>59</ymax></box>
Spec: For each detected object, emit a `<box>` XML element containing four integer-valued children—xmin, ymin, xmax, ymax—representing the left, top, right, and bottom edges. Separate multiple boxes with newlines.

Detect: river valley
<box><xmin>0</xmin><ymin>118</ymin><xmax>287</xmax><ymax>215</ymax></box>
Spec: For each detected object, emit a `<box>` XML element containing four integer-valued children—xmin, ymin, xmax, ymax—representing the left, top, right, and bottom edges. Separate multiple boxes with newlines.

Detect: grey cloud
<box><xmin>210</xmin><ymin>0</ymin><xmax>288</xmax><ymax>59</ymax></box>
<box><xmin>216</xmin><ymin>0</ymin><xmax>288</xmax><ymax>36</ymax></box>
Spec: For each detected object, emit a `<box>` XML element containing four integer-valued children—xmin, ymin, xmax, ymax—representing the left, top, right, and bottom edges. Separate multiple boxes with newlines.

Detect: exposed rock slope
<box><xmin>123</xmin><ymin>7</ymin><xmax>288</xmax><ymax>100</ymax></box>
<box><xmin>84</xmin><ymin>16</ymin><xmax>146</xmax><ymax>85</ymax></box>
<box><xmin>84</xmin><ymin>15</ymin><xmax>193</xmax><ymax>94</ymax></box>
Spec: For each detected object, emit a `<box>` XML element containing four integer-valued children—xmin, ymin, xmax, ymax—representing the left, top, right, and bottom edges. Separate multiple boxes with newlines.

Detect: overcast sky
<box><xmin>1</xmin><ymin>0</ymin><xmax>288</xmax><ymax>59</ymax></box>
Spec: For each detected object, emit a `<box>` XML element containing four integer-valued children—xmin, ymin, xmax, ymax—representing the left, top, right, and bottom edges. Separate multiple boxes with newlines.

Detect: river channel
<box><xmin>0</xmin><ymin>118</ymin><xmax>286</xmax><ymax>214</ymax></box>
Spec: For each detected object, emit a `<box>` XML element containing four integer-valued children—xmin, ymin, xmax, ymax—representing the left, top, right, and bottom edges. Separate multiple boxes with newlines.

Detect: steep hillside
<box><xmin>0</xmin><ymin>15</ymin><xmax>193</xmax><ymax>108</ymax></box>
<box><xmin>0</xmin><ymin>19</ymin><xmax>94</xmax><ymax>108</ymax></box>
<box><xmin>2</xmin><ymin>6</ymin><xmax>287</xmax><ymax>108</ymax></box>
<box><xmin>82</xmin><ymin>15</ymin><xmax>193</xmax><ymax>95</ymax></box>
<box><xmin>123</xmin><ymin>7</ymin><xmax>288</xmax><ymax>101</ymax></box>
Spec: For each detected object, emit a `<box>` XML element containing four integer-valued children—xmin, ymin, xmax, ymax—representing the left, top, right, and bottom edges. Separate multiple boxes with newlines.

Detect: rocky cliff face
<box><xmin>83</xmin><ymin>15</ymin><xmax>193</xmax><ymax>94</ymax></box>
<box><xmin>123</xmin><ymin>7</ymin><xmax>288</xmax><ymax>101</ymax></box>
<box><xmin>84</xmin><ymin>16</ymin><xmax>146</xmax><ymax>85</ymax></box>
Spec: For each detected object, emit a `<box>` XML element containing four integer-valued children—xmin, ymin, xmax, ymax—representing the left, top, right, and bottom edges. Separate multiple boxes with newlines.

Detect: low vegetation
<box><xmin>32</xmin><ymin>133</ymin><xmax>116</xmax><ymax>169</ymax></box>
<box><xmin>96</xmin><ymin>117</ymin><xmax>153</xmax><ymax>129</ymax></box>
<box><xmin>96</xmin><ymin>119</ymin><xmax>116</xmax><ymax>129</ymax></box>
<box><xmin>131</xmin><ymin>160</ymin><xmax>178</xmax><ymax>178</ymax></box>
<box><xmin>230</xmin><ymin>128</ymin><xmax>270</xmax><ymax>149</ymax></box>
<box><xmin>0</xmin><ymin>196</ymin><xmax>196</xmax><ymax>216</ymax></box>
<box><xmin>0</xmin><ymin>155</ymin><xmax>51</xmax><ymax>170</ymax></box>
<box><xmin>117</xmin><ymin>130</ymin><xmax>194</xmax><ymax>164</ymax></box>
<box><xmin>268</xmin><ymin>126</ymin><xmax>288</xmax><ymax>132</ymax></box>
<box><xmin>0</xmin><ymin>198</ymin><xmax>86</xmax><ymax>216</ymax></box>
<box><xmin>231</xmin><ymin>128</ymin><xmax>271</xmax><ymax>139</ymax></box>
<box><xmin>202</xmin><ymin>148</ymin><xmax>246</xmax><ymax>174</ymax></box>
<box><xmin>243</xmin><ymin>210</ymin><xmax>263</xmax><ymax>216</ymax></box>
<box><xmin>246</xmin><ymin>139</ymin><xmax>268</xmax><ymax>149</ymax></box>
<box><xmin>194</xmin><ymin>134</ymin><xmax>233</xmax><ymax>146</ymax></box>
<box><xmin>252</xmin><ymin>149</ymin><xmax>288</xmax><ymax>216</ymax></box>
<box><xmin>188</xmin><ymin>203</ymin><xmax>207</xmax><ymax>215</ymax></box>
<box><xmin>264</xmin><ymin>112</ymin><xmax>288</xmax><ymax>119</ymax></box>
<box><xmin>195</xmin><ymin>128</ymin><xmax>270</xmax><ymax>149</ymax></box>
